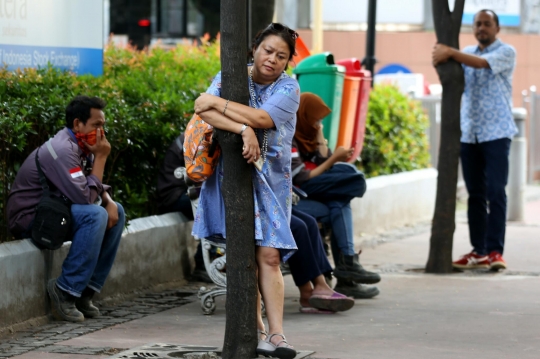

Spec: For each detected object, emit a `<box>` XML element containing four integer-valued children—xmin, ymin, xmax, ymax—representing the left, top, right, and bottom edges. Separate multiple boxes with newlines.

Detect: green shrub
<box><xmin>360</xmin><ymin>85</ymin><xmax>431</xmax><ymax>177</ymax></box>
<box><xmin>0</xmin><ymin>41</ymin><xmax>220</xmax><ymax>242</ymax></box>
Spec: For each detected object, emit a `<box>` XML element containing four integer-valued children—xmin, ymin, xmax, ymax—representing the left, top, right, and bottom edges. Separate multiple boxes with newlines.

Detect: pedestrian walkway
<box><xmin>2</xmin><ymin>192</ymin><xmax>539</xmax><ymax>359</ymax></box>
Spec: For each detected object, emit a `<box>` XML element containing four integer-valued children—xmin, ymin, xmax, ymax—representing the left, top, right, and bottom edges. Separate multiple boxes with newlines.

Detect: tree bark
<box><xmin>425</xmin><ymin>0</ymin><xmax>466</xmax><ymax>274</ymax></box>
<box><xmin>219</xmin><ymin>1</ymin><xmax>258</xmax><ymax>358</ymax></box>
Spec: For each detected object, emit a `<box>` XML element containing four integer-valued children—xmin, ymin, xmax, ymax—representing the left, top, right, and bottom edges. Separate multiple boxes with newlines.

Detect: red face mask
<box><xmin>75</xmin><ymin>129</ymin><xmax>98</xmax><ymax>155</ymax></box>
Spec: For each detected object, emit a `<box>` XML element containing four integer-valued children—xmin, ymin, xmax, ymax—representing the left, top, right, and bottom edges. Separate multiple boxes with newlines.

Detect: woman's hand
<box><xmin>333</xmin><ymin>146</ymin><xmax>354</xmax><ymax>162</ymax></box>
<box><xmin>241</xmin><ymin>126</ymin><xmax>260</xmax><ymax>164</ymax></box>
<box><xmin>194</xmin><ymin>93</ymin><xmax>219</xmax><ymax>114</ymax></box>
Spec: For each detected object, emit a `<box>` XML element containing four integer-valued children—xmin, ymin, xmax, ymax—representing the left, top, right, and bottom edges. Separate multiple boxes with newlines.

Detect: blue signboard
<box><xmin>0</xmin><ymin>45</ymin><xmax>103</xmax><ymax>76</ymax></box>
<box><xmin>0</xmin><ymin>0</ymin><xmax>103</xmax><ymax>76</ymax></box>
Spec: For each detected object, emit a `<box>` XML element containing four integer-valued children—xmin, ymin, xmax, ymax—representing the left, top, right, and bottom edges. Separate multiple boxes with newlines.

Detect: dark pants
<box><xmin>299</xmin><ymin>162</ymin><xmax>366</xmax><ymax>203</ymax></box>
<box><xmin>461</xmin><ymin>138</ymin><xmax>511</xmax><ymax>256</ymax></box>
<box><xmin>287</xmin><ymin>208</ymin><xmax>333</xmax><ymax>287</ymax></box>
<box><xmin>164</xmin><ymin>193</ymin><xmax>207</xmax><ymax>270</ymax></box>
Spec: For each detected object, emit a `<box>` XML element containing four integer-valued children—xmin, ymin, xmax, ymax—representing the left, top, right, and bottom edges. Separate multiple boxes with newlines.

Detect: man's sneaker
<box><xmin>75</xmin><ymin>288</ymin><xmax>100</xmax><ymax>318</ymax></box>
<box><xmin>333</xmin><ymin>253</ymin><xmax>381</xmax><ymax>284</ymax></box>
<box><xmin>452</xmin><ymin>252</ymin><xmax>489</xmax><ymax>270</ymax></box>
<box><xmin>334</xmin><ymin>279</ymin><xmax>380</xmax><ymax>299</ymax></box>
<box><xmin>488</xmin><ymin>251</ymin><xmax>507</xmax><ymax>271</ymax></box>
<box><xmin>47</xmin><ymin>279</ymin><xmax>84</xmax><ymax>322</ymax></box>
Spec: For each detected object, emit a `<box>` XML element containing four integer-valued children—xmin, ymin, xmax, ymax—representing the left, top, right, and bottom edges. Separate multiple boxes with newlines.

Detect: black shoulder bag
<box><xmin>31</xmin><ymin>147</ymin><xmax>73</xmax><ymax>250</ymax></box>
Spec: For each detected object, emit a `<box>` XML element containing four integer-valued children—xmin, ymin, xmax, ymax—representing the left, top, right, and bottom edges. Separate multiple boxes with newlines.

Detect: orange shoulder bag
<box><xmin>183</xmin><ymin>114</ymin><xmax>221</xmax><ymax>182</ymax></box>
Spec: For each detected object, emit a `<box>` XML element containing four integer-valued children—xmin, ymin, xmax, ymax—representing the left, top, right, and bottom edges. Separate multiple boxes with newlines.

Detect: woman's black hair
<box><xmin>248</xmin><ymin>23</ymin><xmax>297</xmax><ymax>70</ymax></box>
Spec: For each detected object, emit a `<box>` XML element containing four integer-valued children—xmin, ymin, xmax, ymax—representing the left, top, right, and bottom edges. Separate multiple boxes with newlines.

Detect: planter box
<box><xmin>0</xmin><ymin>212</ymin><xmax>196</xmax><ymax>329</ymax></box>
<box><xmin>352</xmin><ymin>168</ymin><xmax>437</xmax><ymax>238</ymax></box>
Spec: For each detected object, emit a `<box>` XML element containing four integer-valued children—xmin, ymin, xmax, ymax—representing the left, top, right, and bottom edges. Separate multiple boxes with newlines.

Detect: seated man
<box><xmin>156</xmin><ymin>133</ymin><xmax>211</xmax><ymax>282</ymax></box>
<box><xmin>7</xmin><ymin>96</ymin><xmax>125</xmax><ymax>322</ymax></box>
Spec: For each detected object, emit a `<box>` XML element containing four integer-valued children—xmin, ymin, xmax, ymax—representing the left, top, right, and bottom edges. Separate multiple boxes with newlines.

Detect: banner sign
<box><xmin>462</xmin><ymin>0</ymin><xmax>521</xmax><ymax>27</ymax></box>
<box><xmin>0</xmin><ymin>0</ymin><xmax>103</xmax><ymax>76</ymax></box>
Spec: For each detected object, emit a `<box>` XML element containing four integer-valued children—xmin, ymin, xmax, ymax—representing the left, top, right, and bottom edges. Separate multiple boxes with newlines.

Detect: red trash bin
<box><xmin>336</xmin><ymin>58</ymin><xmax>372</xmax><ymax>163</ymax></box>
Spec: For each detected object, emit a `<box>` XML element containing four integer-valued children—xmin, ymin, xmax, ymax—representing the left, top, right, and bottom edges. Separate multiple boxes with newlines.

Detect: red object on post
<box><xmin>138</xmin><ymin>19</ymin><xmax>151</xmax><ymax>27</ymax></box>
<box><xmin>336</xmin><ymin>58</ymin><xmax>372</xmax><ymax>163</ymax></box>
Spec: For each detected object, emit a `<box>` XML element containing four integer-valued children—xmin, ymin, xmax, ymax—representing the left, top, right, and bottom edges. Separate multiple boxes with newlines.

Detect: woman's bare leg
<box><xmin>256</xmin><ymin>246</ymin><xmax>291</xmax><ymax>347</ymax></box>
<box><xmin>256</xmin><ymin>289</ymin><xmax>266</xmax><ymax>337</ymax></box>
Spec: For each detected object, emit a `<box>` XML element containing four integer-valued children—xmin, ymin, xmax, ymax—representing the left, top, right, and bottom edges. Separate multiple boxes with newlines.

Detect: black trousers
<box><xmin>461</xmin><ymin>138</ymin><xmax>511</xmax><ymax>255</ymax></box>
<box><xmin>287</xmin><ymin>208</ymin><xmax>333</xmax><ymax>287</ymax></box>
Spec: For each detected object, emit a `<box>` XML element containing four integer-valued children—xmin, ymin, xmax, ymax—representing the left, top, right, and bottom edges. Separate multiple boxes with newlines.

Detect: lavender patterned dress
<box><xmin>191</xmin><ymin>69</ymin><xmax>300</xmax><ymax>261</ymax></box>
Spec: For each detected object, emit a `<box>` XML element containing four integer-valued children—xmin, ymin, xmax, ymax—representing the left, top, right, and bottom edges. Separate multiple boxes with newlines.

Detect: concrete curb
<box><xmin>0</xmin><ymin>212</ymin><xmax>196</xmax><ymax>329</ymax></box>
<box><xmin>352</xmin><ymin>168</ymin><xmax>437</xmax><ymax>237</ymax></box>
<box><xmin>0</xmin><ymin>169</ymin><xmax>437</xmax><ymax>330</ymax></box>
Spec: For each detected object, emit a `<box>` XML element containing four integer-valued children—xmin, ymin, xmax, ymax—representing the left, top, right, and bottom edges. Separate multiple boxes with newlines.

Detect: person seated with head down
<box><xmin>292</xmin><ymin>92</ymin><xmax>381</xmax><ymax>299</ymax></box>
<box><xmin>156</xmin><ymin>133</ymin><xmax>213</xmax><ymax>283</ymax></box>
<box><xmin>7</xmin><ymin>96</ymin><xmax>125</xmax><ymax>323</ymax></box>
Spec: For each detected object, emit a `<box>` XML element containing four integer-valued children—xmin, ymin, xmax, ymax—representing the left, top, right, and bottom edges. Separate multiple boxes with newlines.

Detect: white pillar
<box><xmin>507</xmin><ymin>107</ymin><xmax>527</xmax><ymax>221</ymax></box>
<box><xmin>312</xmin><ymin>0</ymin><xmax>323</xmax><ymax>53</ymax></box>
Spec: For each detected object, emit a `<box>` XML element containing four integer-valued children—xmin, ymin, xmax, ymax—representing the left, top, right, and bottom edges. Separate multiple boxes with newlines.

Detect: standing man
<box><xmin>7</xmin><ymin>96</ymin><xmax>125</xmax><ymax>322</ymax></box>
<box><xmin>432</xmin><ymin>9</ymin><xmax>517</xmax><ymax>271</ymax></box>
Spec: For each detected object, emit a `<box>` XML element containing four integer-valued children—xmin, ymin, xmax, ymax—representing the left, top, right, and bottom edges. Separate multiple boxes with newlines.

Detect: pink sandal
<box><xmin>308</xmin><ymin>292</ymin><xmax>355</xmax><ymax>312</ymax></box>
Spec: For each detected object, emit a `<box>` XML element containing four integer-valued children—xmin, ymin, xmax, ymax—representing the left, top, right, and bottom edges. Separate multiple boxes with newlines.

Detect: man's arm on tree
<box><xmin>433</xmin><ymin>44</ymin><xmax>489</xmax><ymax>69</ymax></box>
<box><xmin>448</xmin><ymin>48</ymin><xmax>489</xmax><ymax>68</ymax></box>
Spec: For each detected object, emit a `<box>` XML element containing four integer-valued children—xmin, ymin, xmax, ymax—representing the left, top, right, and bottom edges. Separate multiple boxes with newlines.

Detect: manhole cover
<box><xmin>110</xmin><ymin>343</ymin><xmax>314</xmax><ymax>359</ymax></box>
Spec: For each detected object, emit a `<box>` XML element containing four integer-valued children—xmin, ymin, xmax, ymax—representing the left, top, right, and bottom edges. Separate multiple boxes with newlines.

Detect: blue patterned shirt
<box><xmin>461</xmin><ymin>39</ymin><xmax>517</xmax><ymax>143</ymax></box>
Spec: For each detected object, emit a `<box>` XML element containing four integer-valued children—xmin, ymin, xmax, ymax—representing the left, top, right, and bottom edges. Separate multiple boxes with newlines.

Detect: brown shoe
<box><xmin>75</xmin><ymin>288</ymin><xmax>100</xmax><ymax>318</ymax></box>
<box><xmin>47</xmin><ymin>279</ymin><xmax>84</xmax><ymax>322</ymax></box>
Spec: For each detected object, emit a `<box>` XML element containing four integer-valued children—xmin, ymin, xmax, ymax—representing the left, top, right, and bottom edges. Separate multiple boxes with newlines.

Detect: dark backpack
<box><xmin>31</xmin><ymin>146</ymin><xmax>72</xmax><ymax>250</ymax></box>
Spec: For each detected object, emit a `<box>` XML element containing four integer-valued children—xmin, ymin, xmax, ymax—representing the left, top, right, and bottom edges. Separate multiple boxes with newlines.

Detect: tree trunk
<box><xmin>425</xmin><ymin>0</ymin><xmax>466</xmax><ymax>274</ymax></box>
<box><xmin>219</xmin><ymin>1</ymin><xmax>258</xmax><ymax>358</ymax></box>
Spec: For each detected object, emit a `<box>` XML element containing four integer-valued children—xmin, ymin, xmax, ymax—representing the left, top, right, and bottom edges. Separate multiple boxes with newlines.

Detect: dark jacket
<box><xmin>156</xmin><ymin>134</ymin><xmax>187</xmax><ymax>213</ymax></box>
<box><xmin>7</xmin><ymin>128</ymin><xmax>110</xmax><ymax>236</ymax></box>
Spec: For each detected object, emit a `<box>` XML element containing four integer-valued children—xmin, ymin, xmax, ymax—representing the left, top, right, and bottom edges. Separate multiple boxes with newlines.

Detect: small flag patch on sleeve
<box><xmin>69</xmin><ymin>167</ymin><xmax>84</xmax><ymax>178</ymax></box>
<box><xmin>291</xmin><ymin>147</ymin><xmax>299</xmax><ymax>158</ymax></box>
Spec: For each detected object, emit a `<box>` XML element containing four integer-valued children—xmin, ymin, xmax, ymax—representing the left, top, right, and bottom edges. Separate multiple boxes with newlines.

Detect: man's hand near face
<box><xmin>86</xmin><ymin>129</ymin><xmax>111</xmax><ymax>182</ymax></box>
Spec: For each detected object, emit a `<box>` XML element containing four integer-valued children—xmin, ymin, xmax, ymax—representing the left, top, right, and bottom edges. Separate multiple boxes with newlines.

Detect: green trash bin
<box><xmin>293</xmin><ymin>52</ymin><xmax>345</xmax><ymax>150</ymax></box>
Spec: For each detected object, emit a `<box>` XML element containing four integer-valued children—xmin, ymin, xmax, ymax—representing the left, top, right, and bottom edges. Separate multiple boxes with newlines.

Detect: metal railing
<box><xmin>522</xmin><ymin>86</ymin><xmax>540</xmax><ymax>183</ymax></box>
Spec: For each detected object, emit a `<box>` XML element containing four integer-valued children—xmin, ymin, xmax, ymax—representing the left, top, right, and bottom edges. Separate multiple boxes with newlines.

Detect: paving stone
<box><xmin>136</xmin><ymin>308</ymin><xmax>164</xmax><ymax>314</ymax></box>
<box><xmin>109</xmin><ymin>310</ymin><xmax>131</xmax><ymax>317</ymax></box>
<box><xmin>32</xmin><ymin>340</ymin><xmax>57</xmax><ymax>346</ymax></box>
<box><xmin>0</xmin><ymin>288</ymin><xmax>197</xmax><ymax>354</ymax></box>
<box><xmin>47</xmin><ymin>335</ymin><xmax>73</xmax><ymax>341</ymax></box>
<box><xmin>68</xmin><ymin>328</ymin><xmax>96</xmax><ymax>335</ymax></box>
<box><xmin>94</xmin><ymin>319</ymin><xmax>126</xmax><ymax>327</ymax></box>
